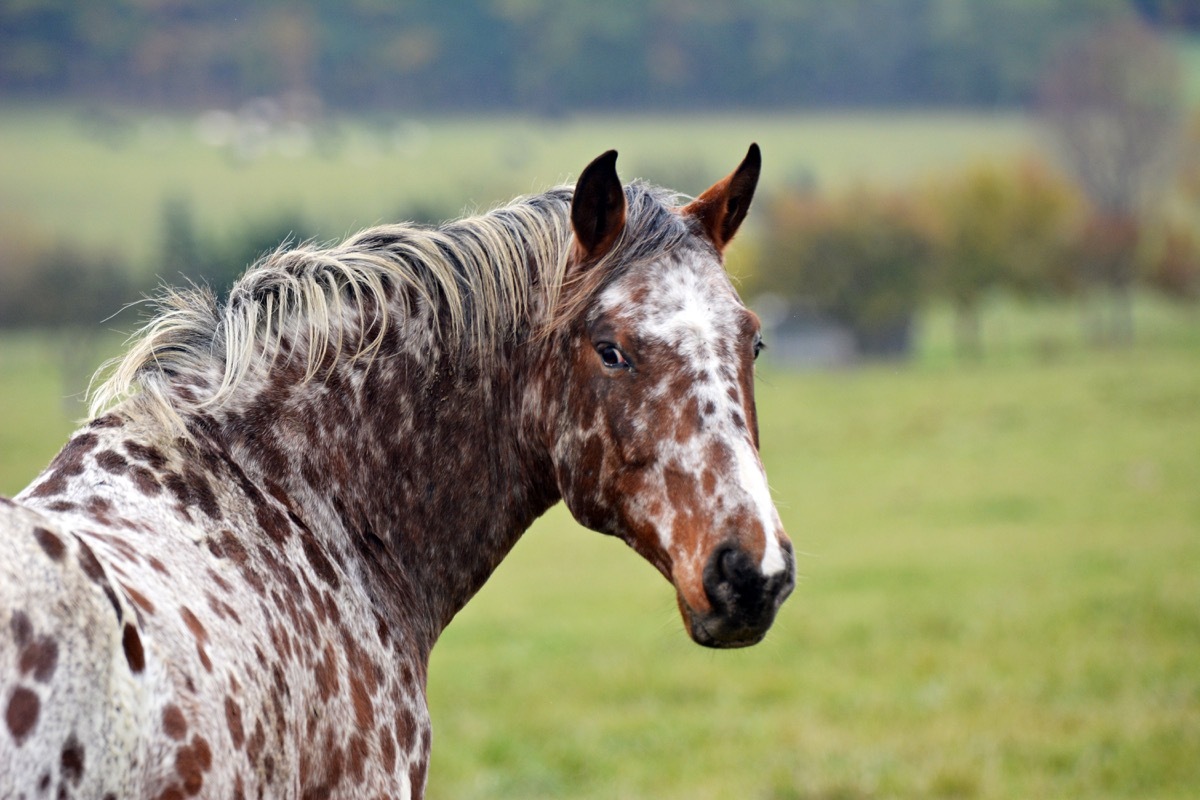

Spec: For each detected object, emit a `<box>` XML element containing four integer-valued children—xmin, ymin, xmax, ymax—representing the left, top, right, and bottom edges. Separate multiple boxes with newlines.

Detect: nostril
<box><xmin>717</xmin><ymin>546</ymin><xmax>740</xmax><ymax>584</ymax></box>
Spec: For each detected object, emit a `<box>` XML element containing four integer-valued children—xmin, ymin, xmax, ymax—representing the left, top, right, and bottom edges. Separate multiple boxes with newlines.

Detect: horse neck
<box><xmin>206</xmin><ymin>324</ymin><xmax>562</xmax><ymax>653</ymax></box>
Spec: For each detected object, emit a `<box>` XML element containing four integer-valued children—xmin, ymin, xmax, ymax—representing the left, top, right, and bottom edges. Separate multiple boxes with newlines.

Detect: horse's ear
<box><xmin>571</xmin><ymin>150</ymin><xmax>627</xmax><ymax>263</ymax></box>
<box><xmin>683</xmin><ymin>143</ymin><xmax>761</xmax><ymax>252</ymax></box>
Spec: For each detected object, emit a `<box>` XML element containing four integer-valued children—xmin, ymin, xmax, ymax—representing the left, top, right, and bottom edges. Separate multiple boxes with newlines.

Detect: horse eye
<box><xmin>597</xmin><ymin>343</ymin><xmax>630</xmax><ymax>369</ymax></box>
<box><xmin>753</xmin><ymin>336</ymin><xmax>765</xmax><ymax>360</ymax></box>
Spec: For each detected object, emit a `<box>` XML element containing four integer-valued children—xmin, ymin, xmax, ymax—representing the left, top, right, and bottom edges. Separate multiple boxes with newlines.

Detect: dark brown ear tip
<box><xmin>581</xmin><ymin>150</ymin><xmax>619</xmax><ymax>179</ymax></box>
<box><xmin>744</xmin><ymin>143</ymin><xmax>762</xmax><ymax>171</ymax></box>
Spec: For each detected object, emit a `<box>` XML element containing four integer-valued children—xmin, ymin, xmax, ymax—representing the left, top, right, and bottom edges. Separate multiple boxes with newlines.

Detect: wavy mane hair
<box><xmin>89</xmin><ymin>182</ymin><xmax>694</xmax><ymax>426</ymax></box>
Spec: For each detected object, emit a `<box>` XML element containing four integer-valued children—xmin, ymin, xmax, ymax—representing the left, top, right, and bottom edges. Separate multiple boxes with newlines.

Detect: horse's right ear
<box><xmin>571</xmin><ymin>150</ymin><xmax>626</xmax><ymax>263</ymax></box>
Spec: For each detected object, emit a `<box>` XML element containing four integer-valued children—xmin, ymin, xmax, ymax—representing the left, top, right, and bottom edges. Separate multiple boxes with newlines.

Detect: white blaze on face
<box><xmin>598</xmin><ymin>249</ymin><xmax>787</xmax><ymax>576</ymax></box>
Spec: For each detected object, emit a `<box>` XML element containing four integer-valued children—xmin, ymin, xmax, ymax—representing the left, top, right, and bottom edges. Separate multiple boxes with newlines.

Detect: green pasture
<box><xmin>0</xmin><ymin>107</ymin><xmax>1035</xmax><ymax>266</ymax></box>
<box><xmin>1</xmin><ymin>297</ymin><xmax>1197</xmax><ymax>799</ymax></box>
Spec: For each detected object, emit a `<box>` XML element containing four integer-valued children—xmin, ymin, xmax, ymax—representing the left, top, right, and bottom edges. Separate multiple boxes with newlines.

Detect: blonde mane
<box><xmin>89</xmin><ymin>182</ymin><xmax>691</xmax><ymax>426</ymax></box>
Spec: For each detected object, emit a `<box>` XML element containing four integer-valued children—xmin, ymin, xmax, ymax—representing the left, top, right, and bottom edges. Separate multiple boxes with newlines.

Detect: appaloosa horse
<box><xmin>1</xmin><ymin>146</ymin><xmax>794</xmax><ymax>798</ymax></box>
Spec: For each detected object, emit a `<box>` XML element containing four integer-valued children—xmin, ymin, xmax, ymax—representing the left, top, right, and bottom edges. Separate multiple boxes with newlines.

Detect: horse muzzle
<box><xmin>681</xmin><ymin>540</ymin><xmax>795</xmax><ymax>649</ymax></box>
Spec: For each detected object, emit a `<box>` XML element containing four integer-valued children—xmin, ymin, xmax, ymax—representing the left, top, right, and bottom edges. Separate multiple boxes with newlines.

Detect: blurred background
<box><xmin>1</xmin><ymin>1</ymin><xmax>1197</xmax><ymax>798</ymax></box>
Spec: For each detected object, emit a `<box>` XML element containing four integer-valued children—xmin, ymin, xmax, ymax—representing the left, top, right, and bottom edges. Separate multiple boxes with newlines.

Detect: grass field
<box><xmin>1</xmin><ymin>296</ymin><xmax>1197</xmax><ymax>799</ymax></box>
<box><xmin>0</xmin><ymin>107</ymin><xmax>1036</xmax><ymax>267</ymax></box>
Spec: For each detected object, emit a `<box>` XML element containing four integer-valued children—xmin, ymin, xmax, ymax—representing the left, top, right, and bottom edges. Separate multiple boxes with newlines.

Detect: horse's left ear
<box><xmin>571</xmin><ymin>149</ymin><xmax>627</xmax><ymax>263</ymax></box>
<box><xmin>683</xmin><ymin>143</ymin><xmax>761</xmax><ymax>253</ymax></box>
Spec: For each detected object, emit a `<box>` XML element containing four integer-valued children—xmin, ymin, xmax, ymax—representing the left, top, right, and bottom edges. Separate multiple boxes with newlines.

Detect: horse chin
<box><xmin>676</xmin><ymin>595</ymin><xmax>772</xmax><ymax>650</ymax></box>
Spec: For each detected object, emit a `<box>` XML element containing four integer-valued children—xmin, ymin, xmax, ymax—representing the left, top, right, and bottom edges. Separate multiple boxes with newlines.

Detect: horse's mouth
<box><xmin>688</xmin><ymin>616</ymin><xmax>769</xmax><ymax>649</ymax></box>
<box><xmin>678</xmin><ymin>598</ymin><xmax>778</xmax><ymax>649</ymax></box>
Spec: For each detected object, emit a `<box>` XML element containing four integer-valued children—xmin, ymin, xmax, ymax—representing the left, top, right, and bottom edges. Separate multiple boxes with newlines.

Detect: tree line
<box><xmin>0</xmin><ymin>0</ymin><xmax>1158</xmax><ymax>113</ymax></box>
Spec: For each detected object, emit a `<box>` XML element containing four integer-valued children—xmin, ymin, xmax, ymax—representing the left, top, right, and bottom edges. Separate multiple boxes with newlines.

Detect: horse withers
<box><xmin>1</xmin><ymin>145</ymin><xmax>794</xmax><ymax>798</ymax></box>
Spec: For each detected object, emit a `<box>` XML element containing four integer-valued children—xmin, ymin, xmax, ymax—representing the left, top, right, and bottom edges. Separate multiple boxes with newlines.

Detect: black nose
<box><xmin>696</xmin><ymin>540</ymin><xmax>795</xmax><ymax>647</ymax></box>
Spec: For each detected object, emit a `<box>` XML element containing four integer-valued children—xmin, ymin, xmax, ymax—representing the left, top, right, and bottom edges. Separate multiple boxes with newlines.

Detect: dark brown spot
<box><xmin>60</xmin><ymin>734</ymin><xmax>85</xmax><ymax>785</ymax></box>
<box><xmin>185</xmin><ymin>469</ymin><xmax>222</xmax><ymax>520</ymax></box>
<box><xmin>10</xmin><ymin>611</ymin><xmax>32</xmax><ymax>646</ymax></box>
<box><xmin>175</xmin><ymin>734</ymin><xmax>212</xmax><ymax>795</ymax></box>
<box><xmin>395</xmin><ymin>707</ymin><xmax>416</xmax><ymax>753</ymax></box>
<box><xmin>180</xmin><ymin>607</ymin><xmax>207</xmax><ymax>643</ymax></box>
<box><xmin>19</xmin><ymin>636</ymin><xmax>58</xmax><ymax>683</ymax></box>
<box><xmin>95</xmin><ymin>450</ymin><xmax>129</xmax><ymax>474</ymax></box>
<box><xmin>347</xmin><ymin>733</ymin><xmax>368</xmax><ymax>783</ymax></box>
<box><xmin>350</xmin><ymin>674</ymin><xmax>375</xmax><ymax>729</ymax></box>
<box><xmin>314</xmin><ymin>644</ymin><xmax>339</xmax><ymax>702</ymax></box>
<box><xmin>301</xmin><ymin>535</ymin><xmax>340</xmax><ymax>589</ymax></box>
<box><xmin>123</xmin><ymin>624</ymin><xmax>145</xmax><ymax>673</ymax></box>
<box><xmin>124</xmin><ymin>440</ymin><xmax>167</xmax><ymax>469</ymax></box>
<box><xmin>162</xmin><ymin>704</ymin><xmax>188</xmax><ymax>740</ymax></box>
<box><xmin>119</xmin><ymin>582</ymin><xmax>157</xmax><ymax>615</ymax></box>
<box><xmin>29</xmin><ymin>473</ymin><xmax>67</xmax><ymax>498</ymax></box>
<box><xmin>247</xmin><ymin>719</ymin><xmax>265</xmax><ymax>766</ymax></box>
<box><xmin>408</xmin><ymin>757</ymin><xmax>428</xmax><ymax>797</ymax></box>
<box><xmin>225</xmin><ymin>696</ymin><xmax>244</xmax><ymax>750</ymax></box>
<box><xmin>131</xmin><ymin>466</ymin><xmax>162</xmax><ymax>496</ymax></box>
<box><xmin>52</xmin><ymin>432</ymin><xmax>98</xmax><ymax>475</ymax></box>
<box><xmin>163</xmin><ymin>473</ymin><xmax>191</xmax><ymax>511</ymax></box>
<box><xmin>85</xmin><ymin>495</ymin><xmax>114</xmax><ymax>523</ymax></box>
<box><xmin>76</xmin><ymin>540</ymin><xmax>106</xmax><ymax>583</ymax></box>
<box><xmin>89</xmin><ymin>413</ymin><xmax>124</xmax><ymax>429</ymax></box>
<box><xmin>380</xmin><ymin>724</ymin><xmax>397</xmax><ymax>774</ymax></box>
<box><xmin>255</xmin><ymin>505</ymin><xmax>290</xmax><ymax>545</ymax></box>
<box><xmin>155</xmin><ymin>786</ymin><xmax>185</xmax><ymax>800</ymax></box>
<box><xmin>33</xmin><ymin>528</ymin><xmax>65</xmax><ymax>561</ymax></box>
<box><xmin>5</xmin><ymin>686</ymin><xmax>40</xmax><ymax>744</ymax></box>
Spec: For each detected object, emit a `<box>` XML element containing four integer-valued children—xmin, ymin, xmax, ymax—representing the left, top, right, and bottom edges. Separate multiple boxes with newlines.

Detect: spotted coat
<box><xmin>0</xmin><ymin>147</ymin><xmax>793</xmax><ymax>798</ymax></box>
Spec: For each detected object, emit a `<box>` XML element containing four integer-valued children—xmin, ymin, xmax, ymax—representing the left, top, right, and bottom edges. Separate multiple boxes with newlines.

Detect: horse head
<box><xmin>544</xmin><ymin>146</ymin><xmax>795</xmax><ymax>648</ymax></box>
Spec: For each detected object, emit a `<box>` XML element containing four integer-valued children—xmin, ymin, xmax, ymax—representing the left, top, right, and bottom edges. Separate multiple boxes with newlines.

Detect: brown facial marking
<box><xmin>162</xmin><ymin>704</ymin><xmax>188</xmax><ymax>740</ymax></box>
<box><xmin>32</xmin><ymin>527</ymin><xmax>65</xmax><ymax>561</ymax></box>
<box><xmin>5</xmin><ymin>686</ymin><xmax>40</xmax><ymax>744</ymax></box>
<box><xmin>122</xmin><ymin>624</ymin><xmax>145</xmax><ymax>673</ymax></box>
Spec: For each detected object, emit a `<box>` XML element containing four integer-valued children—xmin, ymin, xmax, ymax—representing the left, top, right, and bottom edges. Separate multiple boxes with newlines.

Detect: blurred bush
<box><xmin>0</xmin><ymin>214</ymin><xmax>136</xmax><ymax>329</ymax></box>
<box><xmin>756</xmin><ymin>188</ymin><xmax>934</xmax><ymax>358</ymax></box>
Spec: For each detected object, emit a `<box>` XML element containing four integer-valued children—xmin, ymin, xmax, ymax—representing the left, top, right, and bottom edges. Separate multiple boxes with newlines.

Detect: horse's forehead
<box><xmin>597</xmin><ymin>249</ymin><xmax>744</xmax><ymax>344</ymax></box>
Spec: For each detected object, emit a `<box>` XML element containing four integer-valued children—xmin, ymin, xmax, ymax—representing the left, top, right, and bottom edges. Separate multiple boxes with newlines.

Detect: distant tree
<box><xmin>758</xmin><ymin>189</ymin><xmax>934</xmax><ymax>358</ymax></box>
<box><xmin>1038</xmin><ymin>19</ymin><xmax>1185</xmax><ymax>343</ymax></box>
<box><xmin>927</xmin><ymin>159</ymin><xmax>1082</xmax><ymax>357</ymax></box>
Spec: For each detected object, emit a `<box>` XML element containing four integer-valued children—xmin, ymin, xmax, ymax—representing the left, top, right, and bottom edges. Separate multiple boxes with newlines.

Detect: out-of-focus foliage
<box><xmin>924</xmin><ymin>160</ymin><xmax>1084</xmax><ymax>355</ymax></box>
<box><xmin>0</xmin><ymin>213</ymin><xmax>135</xmax><ymax>328</ymax></box>
<box><xmin>757</xmin><ymin>188</ymin><xmax>934</xmax><ymax>355</ymax></box>
<box><xmin>0</xmin><ymin>0</ymin><xmax>1132</xmax><ymax>112</ymax></box>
